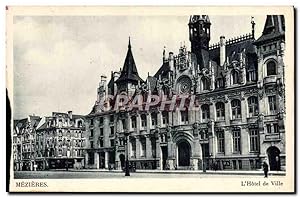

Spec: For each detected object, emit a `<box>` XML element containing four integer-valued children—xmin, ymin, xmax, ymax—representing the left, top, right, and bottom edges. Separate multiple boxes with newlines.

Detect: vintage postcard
<box><xmin>6</xmin><ymin>6</ymin><xmax>295</xmax><ymax>193</ymax></box>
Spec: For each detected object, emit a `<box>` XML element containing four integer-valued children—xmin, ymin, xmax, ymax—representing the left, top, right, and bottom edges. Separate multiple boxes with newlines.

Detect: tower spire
<box><xmin>128</xmin><ymin>36</ymin><xmax>131</xmax><ymax>49</ymax></box>
<box><xmin>251</xmin><ymin>16</ymin><xmax>256</xmax><ymax>39</ymax></box>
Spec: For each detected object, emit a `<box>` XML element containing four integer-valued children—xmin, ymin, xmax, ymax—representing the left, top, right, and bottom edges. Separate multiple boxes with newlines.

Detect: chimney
<box><xmin>68</xmin><ymin>111</ymin><xmax>72</xmax><ymax>119</ymax></box>
<box><xmin>100</xmin><ymin>75</ymin><xmax>107</xmax><ymax>86</ymax></box>
<box><xmin>169</xmin><ymin>52</ymin><xmax>174</xmax><ymax>71</ymax></box>
<box><xmin>113</xmin><ymin>71</ymin><xmax>120</xmax><ymax>95</ymax></box>
<box><xmin>220</xmin><ymin>36</ymin><xmax>226</xmax><ymax>67</ymax></box>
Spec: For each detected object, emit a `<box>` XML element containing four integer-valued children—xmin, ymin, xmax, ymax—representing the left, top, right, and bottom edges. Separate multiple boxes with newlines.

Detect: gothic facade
<box><xmin>85</xmin><ymin>15</ymin><xmax>286</xmax><ymax>171</ymax></box>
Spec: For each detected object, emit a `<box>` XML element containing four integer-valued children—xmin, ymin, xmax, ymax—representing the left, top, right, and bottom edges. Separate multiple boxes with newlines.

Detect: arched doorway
<box><xmin>177</xmin><ymin>140</ymin><xmax>191</xmax><ymax>167</ymax></box>
<box><xmin>119</xmin><ymin>154</ymin><xmax>125</xmax><ymax>170</ymax></box>
<box><xmin>267</xmin><ymin>146</ymin><xmax>281</xmax><ymax>171</ymax></box>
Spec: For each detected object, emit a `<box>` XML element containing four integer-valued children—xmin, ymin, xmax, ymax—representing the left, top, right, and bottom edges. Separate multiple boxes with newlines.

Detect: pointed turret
<box><xmin>254</xmin><ymin>15</ymin><xmax>285</xmax><ymax>45</ymax></box>
<box><xmin>115</xmin><ymin>37</ymin><xmax>143</xmax><ymax>95</ymax></box>
<box><xmin>116</xmin><ymin>37</ymin><xmax>143</xmax><ymax>84</ymax></box>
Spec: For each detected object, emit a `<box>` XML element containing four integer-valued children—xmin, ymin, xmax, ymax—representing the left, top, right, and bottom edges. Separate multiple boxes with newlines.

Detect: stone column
<box><xmin>224</xmin><ymin>128</ymin><xmax>232</xmax><ymax>156</ymax></box>
<box><xmin>146</xmin><ymin>135</ymin><xmax>152</xmax><ymax>158</ymax></box>
<box><xmin>95</xmin><ymin>152</ymin><xmax>100</xmax><ymax>169</ymax></box>
<box><xmin>135</xmin><ymin>137</ymin><xmax>140</xmax><ymax>158</ymax></box>
<box><xmin>105</xmin><ymin>151</ymin><xmax>109</xmax><ymax>169</ymax></box>
<box><xmin>241</xmin><ymin>97</ymin><xmax>247</xmax><ymax>123</ymax></box>
<box><xmin>84</xmin><ymin>152</ymin><xmax>89</xmax><ymax>168</ymax></box>
<box><xmin>157</xmin><ymin>111</ymin><xmax>162</xmax><ymax>127</ymax></box>
<box><xmin>167</xmin><ymin>137</ymin><xmax>175</xmax><ymax>170</ymax></box>
<box><xmin>136</xmin><ymin>114</ymin><xmax>141</xmax><ymax>134</ymax></box>
<box><xmin>241</xmin><ymin>127</ymin><xmax>249</xmax><ymax>155</ymax></box>
<box><xmin>156</xmin><ymin>137</ymin><xmax>161</xmax><ymax>170</ymax></box>
<box><xmin>224</xmin><ymin>99</ymin><xmax>231</xmax><ymax>125</ymax></box>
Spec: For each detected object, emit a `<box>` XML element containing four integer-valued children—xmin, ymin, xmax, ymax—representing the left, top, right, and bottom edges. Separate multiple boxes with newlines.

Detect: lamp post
<box><xmin>124</xmin><ymin>129</ymin><xmax>130</xmax><ymax>176</ymax></box>
<box><xmin>66</xmin><ymin>148</ymin><xmax>70</xmax><ymax>171</ymax></box>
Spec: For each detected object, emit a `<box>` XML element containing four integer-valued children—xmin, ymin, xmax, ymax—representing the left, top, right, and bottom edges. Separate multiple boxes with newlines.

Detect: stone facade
<box><xmin>86</xmin><ymin>15</ymin><xmax>285</xmax><ymax>171</ymax></box>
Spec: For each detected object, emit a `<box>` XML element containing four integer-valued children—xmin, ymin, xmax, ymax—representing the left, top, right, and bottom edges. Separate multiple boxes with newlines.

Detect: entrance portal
<box><xmin>161</xmin><ymin>146</ymin><xmax>168</xmax><ymax>170</ymax></box>
<box><xmin>178</xmin><ymin>141</ymin><xmax>191</xmax><ymax>166</ymax></box>
<box><xmin>267</xmin><ymin>146</ymin><xmax>281</xmax><ymax>171</ymax></box>
<box><xmin>119</xmin><ymin>154</ymin><xmax>125</xmax><ymax>169</ymax></box>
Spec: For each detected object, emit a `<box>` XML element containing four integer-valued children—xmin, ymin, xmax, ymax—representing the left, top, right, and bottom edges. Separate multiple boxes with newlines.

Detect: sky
<box><xmin>13</xmin><ymin>15</ymin><xmax>266</xmax><ymax>119</ymax></box>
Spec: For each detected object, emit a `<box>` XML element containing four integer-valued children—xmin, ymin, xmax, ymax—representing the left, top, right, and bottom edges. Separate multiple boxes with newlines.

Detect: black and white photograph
<box><xmin>6</xmin><ymin>6</ymin><xmax>295</xmax><ymax>193</ymax></box>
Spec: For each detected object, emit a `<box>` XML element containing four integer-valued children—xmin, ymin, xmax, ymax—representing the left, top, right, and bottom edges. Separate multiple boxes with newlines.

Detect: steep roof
<box><xmin>154</xmin><ymin>62</ymin><xmax>170</xmax><ymax>79</ymax></box>
<box><xmin>115</xmin><ymin>38</ymin><xmax>143</xmax><ymax>84</ymax></box>
<box><xmin>209</xmin><ymin>38</ymin><xmax>256</xmax><ymax>66</ymax></box>
<box><xmin>254</xmin><ymin>15</ymin><xmax>285</xmax><ymax>45</ymax></box>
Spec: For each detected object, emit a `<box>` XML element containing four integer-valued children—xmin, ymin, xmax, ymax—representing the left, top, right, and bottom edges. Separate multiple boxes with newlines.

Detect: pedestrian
<box><xmin>263</xmin><ymin>161</ymin><xmax>269</xmax><ymax>178</ymax></box>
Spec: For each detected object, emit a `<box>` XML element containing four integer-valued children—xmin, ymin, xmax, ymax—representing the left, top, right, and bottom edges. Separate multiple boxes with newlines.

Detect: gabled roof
<box><xmin>115</xmin><ymin>38</ymin><xmax>143</xmax><ymax>84</ymax></box>
<box><xmin>254</xmin><ymin>15</ymin><xmax>285</xmax><ymax>45</ymax></box>
<box><xmin>154</xmin><ymin>62</ymin><xmax>170</xmax><ymax>79</ymax></box>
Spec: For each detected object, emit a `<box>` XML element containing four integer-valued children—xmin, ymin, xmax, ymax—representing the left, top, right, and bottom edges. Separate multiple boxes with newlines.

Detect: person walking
<box><xmin>263</xmin><ymin>161</ymin><xmax>269</xmax><ymax>178</ymax></box>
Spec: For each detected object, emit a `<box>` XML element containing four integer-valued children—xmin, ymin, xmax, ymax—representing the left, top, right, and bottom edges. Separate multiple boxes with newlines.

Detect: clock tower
<box><xmin>189</xmin><ymin>15</ymin><xmax>211</xmax><ymax>70</ymax></box>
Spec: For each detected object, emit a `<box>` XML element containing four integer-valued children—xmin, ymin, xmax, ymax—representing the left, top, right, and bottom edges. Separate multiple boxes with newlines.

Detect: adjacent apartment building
<box><xmin>13</xmin><ymin>111</ymin><xmax>86</xmax><ymax>170</ymax></box>
<box><xmin>84</xmin><ymin>15</ymin><xmax>286</xmax><ymax>171</ymax></box>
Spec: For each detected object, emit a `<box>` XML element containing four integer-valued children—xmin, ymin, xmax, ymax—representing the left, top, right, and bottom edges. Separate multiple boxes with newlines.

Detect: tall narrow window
<box><xmin>90</xmin><ymin>129</ymin><xmax>94</xmax><ymax>137</ymax></box>
<box><xmin>88</xmin><ymin>152</ymin><xmax>94</xmax><ymax>164</ymax></box>
<box><xmin>201</xmin><ymin>104</ymin><xmax>210</xmax><ymax>121</ymax></box>
<box><xmin>162</xmin><ymin>111</ymin><xmax>169</xmax><ymax>125</ymax></box>
<box><xmin>273</xmin><ymin>123</ymin><xmax>279</xmax><ymax>133</ymax></box>
<box><xmin>266</xmin><ymin>124</ymin><xmax>272</xmax><ymax>133</ymax></box>
<box><xmin>232</xmin><ymin>129</ymin><xmax>241</xmax><ymax>153</ymax></box>
<box><xmin>181</xmin><ymin>110</ymin><xmax>189</xmax><ymax>124</ymax></box>
<box><xmin>267</xmin><ymin>60</ymin><xmax>277</xmax><ymax>76</ymax></box>
<box><xmin>248</xmin><ymin>70</ymin><xmax>257</xmax><ymax>82</ymax></box>
<box><xmin>201</xmin><ymin>77</ymin><xmax>210</xmax><ymax>91</ymax></box>
<box><xmin>121</xmin><ymin>119</ymin><xmax>126</xmax><ymax>131</ymax></box>
<box><xmin>131</xmin><ymin>116</ymin><xmax>137</xmax><ymax>129</ymax></box>
<box><xmin>249</xmin><ymin>129</ymin><xmax>259</xmax><ymax>152</ymax></box>
<box><xmin>140</xmin><ymin>138</ymin><xmax>146</xmax><ymax>157</ymax></box>
<box><xmin>130</xmin><ymin>140</ymin><xmax>136</xmax><ymax>158</ymax></box>
<box><xmin>231</xmin><ymin>99</ymin><xmax>241</xmax><ymax>119</ymax></box>
<box><xmin>248</xmin><ymin>96</ymin><xmax>259</xmax><ymax>117</ymax></box>
<box><xmin>231</xmin><ymin>70</ymin><xmax>239</xmax><ymax>85</ymax></box>
<box><xmin>110</xmin><ymin>126</ymin><xmax>114</xmax><ymax>135</ymax></box>
<box><xmin>151</xmin><ymin>112</ymin><xmax>157</xmax><ymax>127</ymax></box>
<box><xmin>216</xmin><ymin>102</ymin><xmax>225</xmax><ymax>120</ymax></box>
<box><xmin>200</xmin><ymin>129</ymin><xmax>208</xmax><ymax>140</ymax></box>
<box><xmin>110</xmin><ymin>115</ymin><xmax>114</xmax><ymax>123</ymax></box>
<box><xmin>141</xmin><ymin>114</ymin><xmax>147</xmax><ymax>128</ymax></box>
<box><xmin>268</xmin><ymin>96</ymin><xmax>277</xmax><ymax>114</ymax></box>
<box><xmin>216</xmin><ymin>77</ymin><xmax>225</xmax><ymax>88</ymax></box>
<box><xmin>99</xmin><ymin>117</ymin><xmax>103</xmax><ymax>126</ymax></box>
<box><xmin>217</xmin><ymin>131</ymin><xmax>225</xmax><ymax>153</ymax></box>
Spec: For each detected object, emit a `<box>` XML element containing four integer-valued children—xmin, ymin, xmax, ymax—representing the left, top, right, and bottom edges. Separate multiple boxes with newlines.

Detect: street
<box><xmin>14</xmin><ymin>170</ymin><xmax>285</xmax><ymax>179</ymax></box>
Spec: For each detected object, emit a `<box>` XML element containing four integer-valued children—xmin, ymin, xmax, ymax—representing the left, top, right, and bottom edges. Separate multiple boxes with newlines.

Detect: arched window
<box><xmin>216</xmin><ymin>77</ymin><xmax>225</xmax><ymax>88</ymax></box>
<box><xmin>216</xmin><ymin>102</ymin><xmax>225</xmax><ymax>120</ymax></box>
<box><xmin>151</xmin><ymin>112</ymin><xmax>157</xmax><ymax>127</ymax></box>
<box><xmin>231</xmin><ymin>99</ymin><xmax>241</xmax><ymax>119</ymax></box>
<box><xmin>201</xmin><ymin>77</ymin><xmax>210</xmax><ymax>91</ymax></box>
<box><xmin>267</xmin><ymin>60</ymin><xmax>277</xmax><ymax>76</ymax></box>
<box><xmin>231</xmin><ymin>70</ymin><xmax>239</xmax><ymax>85</ymax></box>
<box><xmin>248</xmin><ymin>96</ymin><xmax>259</xmax><ymax>117</ymax></box>
<box><xmin>201</xmin><ymin>104</ymin><xmax>210</xmax><ymax>121</ymax></box>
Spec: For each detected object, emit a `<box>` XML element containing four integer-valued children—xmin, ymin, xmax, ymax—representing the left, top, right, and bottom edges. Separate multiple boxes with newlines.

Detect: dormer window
<box><xmin>201</xmin><ymin>77</ymin><xmax>210</xmax><ymax>91</ymax></box>
<box><xmin>266</xmin><ymin>60</ymin><xmax>277</xmax><ymax>76</ymax></box>
<box><xmin>216</xmin><ymin>77</ymin><xmax>225</xmax><ymax>88</ymax></box>
<box><xmin>231</xmin><ymin>70</ymin><xmax>239</xmax><ymax>85</ymax></box>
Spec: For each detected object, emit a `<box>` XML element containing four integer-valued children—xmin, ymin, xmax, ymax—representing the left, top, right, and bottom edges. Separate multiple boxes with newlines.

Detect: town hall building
<box><xmin>84</xmin><ymin>15</ymin><xmax>286</xmax><ymax>171</ymax></box>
